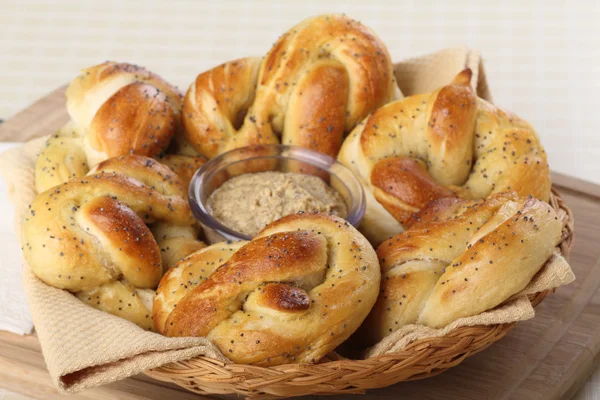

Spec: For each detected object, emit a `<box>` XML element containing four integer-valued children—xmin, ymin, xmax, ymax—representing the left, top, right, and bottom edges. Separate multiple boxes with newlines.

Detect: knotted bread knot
<box><xmin>153</xmin><ymin>213</ymin><xmax>380</xmax><ymax>366</ymax></box>
<box><xmin>338</xmin><ymin>69</ymin><xmax>552</xmax><ymax>245</ymax></box>
<box><xmin>35</xmin><ymin>62</ymin><xmax>202</xmax><ymax>193</ymax></box>
<box><xmin>358</xmin><ymin>192</ymin><xmax>562</xmax><ymax>346</ymax></box>
<box><xmin>22</xmin><ymin>155</ymin><xmax>204</xmax><ymax>330</ymax></box>
<box><xmin>182</xmin><ymin>14</ymin><xmax>398</xmax><ymax>160</ymax></box>
<box><xmin>67</xmin><ymin>62</ymin><xmax>183</xmax><ymax>164</ymax></box>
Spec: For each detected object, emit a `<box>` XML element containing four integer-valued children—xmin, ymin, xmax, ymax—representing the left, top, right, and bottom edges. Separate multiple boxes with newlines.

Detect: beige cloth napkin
<box><xmin>0</xmin><ymin>48</ymin><xmax>575</xmax><ymax>394</ymax></box>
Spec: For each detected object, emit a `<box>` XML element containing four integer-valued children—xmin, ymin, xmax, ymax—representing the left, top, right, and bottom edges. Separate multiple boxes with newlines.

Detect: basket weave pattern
<box><xmin>146</xmin><ymin>189</ymin><xmax>574</xmax><ymax>398</ymax></box>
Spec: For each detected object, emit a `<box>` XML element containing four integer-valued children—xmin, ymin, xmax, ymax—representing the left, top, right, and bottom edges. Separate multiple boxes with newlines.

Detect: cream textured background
<box><xmin>0</xmin><ymin>0</ymin><xmax>599</xmax><ymax>184</ymax></box>
<box><xmin>0</xmin><ymin>0</ymin><xmax>598</xmax><ymax>399</ymax></box>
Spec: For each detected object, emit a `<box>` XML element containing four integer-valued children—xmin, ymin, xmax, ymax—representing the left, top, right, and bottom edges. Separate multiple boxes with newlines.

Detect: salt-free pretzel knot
<box><xmin>338</xmin><ymin>69</ymin><xmax>552</xmax><ymax>245</ymax></box>
<box><xmin>358</xmin><ymin>193</ymin><xmax>562</xmax><ymax>346</ymax></box>
<box><xmin>182</xmin><ymin>14</ymin><xmax>398</xmax><ymax>160</ymax></box>
<box><xmin>154</xmin><ymin>213</ymin><xmax>380</xmax><ymax>366</ymax></box>
<box><xmin>22</xmin><ymin>155</ymin><xmax>203</xmax><ymax>330</ymax></box>
<box><xmin>35</xmin><ymin>62</ymin><xmax>190</xmax><ymax>193</ymax></box>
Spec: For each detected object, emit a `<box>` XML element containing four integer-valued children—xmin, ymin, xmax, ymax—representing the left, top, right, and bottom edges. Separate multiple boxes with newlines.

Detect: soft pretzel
<box><xmin>338</xmin><ymin>69</ymin><xmax>551</xmax><ymax>245</ymax></box>
<box><xmin>87</xmin><ymin>156</ymin><xmax>206</xmax><ymax>269</ymax></box>
<box><xmin>156</xmin><ymin>153</ymin><xmax>207</xmax><ymax>189</ymax></box>
<box><xmin>358</xmin><ymin>193</ymin><xmax>562</xmax><ymax>346</ymax></box>
<box><xmin>35</xmin><ymin>121</ymin><xmax>89</xmax><ymax>193</ymax></box>
<box><xmin>182</xmin><ymin>14</ymin><xmax>398</xmax><ymax>160</ymax></box>
<box><xmin>154</xmin><ymin>213</ymin><xmax>380</xmax><ymax>365</ymax></box>
<box><xmin>35</xmin><ymin>62</ymin><xmax>203</xmax><ymax>193</ymax></box>
<box><xmin>22</xmin><ymin>155</ymin><xmax>204</xmax><ymax>330</ymax></box>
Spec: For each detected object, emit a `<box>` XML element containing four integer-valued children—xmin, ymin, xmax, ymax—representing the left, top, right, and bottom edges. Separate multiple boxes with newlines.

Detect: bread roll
<box><xmin>35</xmin><ymin>62</ymin><xmax>193</xmax><ymax>193</ymax></box>
<box><xmin>182</xmin><ymin>14</ymin><xmax>399</xmax><ymax>160</ymax></box>
<box><xmin>338</xmin><ymin>69</ymin><xmax>551</xmax><ymax>245</ymax></box>
<box><xmin>67</xmin><ymin>62</ymin><xmax>182</xmax><ymax>166</ymax></box>
<box><xmin>358</xmin><ymin>193</ymin><xmax>562</xmax><ymax>346</ymax></box>
<box><xmin>22</xmin><ymin>155</ymin><xmax>204</xmax><ymax>330</ymax></box>
<box><xmin>154</xmin><ymin>213</ymin><xmax>380</xmax><ymax>365</ymax></box>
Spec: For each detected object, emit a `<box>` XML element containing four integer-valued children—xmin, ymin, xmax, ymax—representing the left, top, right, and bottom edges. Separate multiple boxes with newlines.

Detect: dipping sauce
<box><xmin>207</xmin><ymin>171</ymin><xmax>348</xmax><ymax>236</ymax></box>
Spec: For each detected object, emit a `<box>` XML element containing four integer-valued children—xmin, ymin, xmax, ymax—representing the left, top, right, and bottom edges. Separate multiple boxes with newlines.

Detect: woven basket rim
<box><xmin>146</xmin><ymin>188</ymin><xmax>574</xmax><ymax>398</ymax></box>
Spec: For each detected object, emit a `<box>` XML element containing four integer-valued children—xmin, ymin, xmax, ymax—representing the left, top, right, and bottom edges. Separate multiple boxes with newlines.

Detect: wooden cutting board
<box><xmin>0</xmin><ymin>87</ymin><xmax>599</xmax><ymax>400</ymax></box>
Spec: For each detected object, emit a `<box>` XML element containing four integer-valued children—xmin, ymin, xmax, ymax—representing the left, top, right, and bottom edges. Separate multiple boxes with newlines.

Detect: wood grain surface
<box><xmin>0</xmin><ymin>88</ymin><xmax>598</xmax><ymax>400</ymax></box>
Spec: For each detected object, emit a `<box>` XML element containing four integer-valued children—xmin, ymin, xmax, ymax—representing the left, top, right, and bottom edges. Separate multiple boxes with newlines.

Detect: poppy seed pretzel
<box><xmin>89</xmin><ymin>156</ymin><xmax>206</xmax><ymax>270</ymax></box>
<box><xmin>338</xmin><ymin>69</ymin><xmax>552</xmax><ymax>245</ymax></box>
<box><xmin>182</xmin><ymin>14</ymin><xmax>398</xmax><ymax>160</ymax></box>
<box><xmin>22</xmin><ymin>155</ymin><xmax>203</xmax><ymax>330</ymax></box>
<box><xmin>358</xmin><ymin>193</ymin><xmax>562</xmax><ymax>346</ymax></box>
<box><xmin>153</xmin><ymin>213</ymin><xmax>380</xmax><ymax>366</ymax></box>
<box><xmin>35</xmin><ymin>62</ymin><xmax>189</xmax><ymax>193</ymax></box>
<box><xmin>67</xmin><ymin>61</ymin><xmax>184</xmax><ymax>164</ymax></box>
<box><xmin>156</xmin><ymin>153</ymin><xmax>207</xmax><ymax>189</ymax></box>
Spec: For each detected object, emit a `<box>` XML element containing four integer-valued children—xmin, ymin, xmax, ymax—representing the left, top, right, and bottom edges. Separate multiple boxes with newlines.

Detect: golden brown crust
<box><xmin>77</xmin><ymin>196</ymin><xmax>161</xmax><ymax>288</ymax></box>
<box><xmin>371</xmin><ymin>157</ymin><xmax>455</xmax><ymax>225</ymax></box>
<box><xmin>157</xmin><ymin>154</ymin><xmax>207</xmax><ymax>189</ymax></box>
<box><xmin>258</xmin><ymin>283</ymin><xmax>311</xmax><ymax>312</ymax></box>
<box><xmin>405</xmin><ymin>197</ymin><xmax>465</xmax><ymax>228</ymax></box>
<box><xmin>151</xmin><ymin>224</ymin><xmax>206</xmax><ymax>271</ymax></box>
<box><xmin>182</xmin><ymin>58</ymin><xmax>263</xmax><ymax>159</ymax></box>
<box><xmin>154</xmin><ymin>213</ymin><xmax>380</xmax><ymax>366</ymax></box>
<box><xmin>67</xmin><ymin>62</ymin><xmax>182</xmax><ymax>127</ymax></box>
<box><xmin>22</xmin><ymin>155</ymin><xmax>203</xmax><ymax>329</ymax></box>
<box><xmin>88</xmin><ymin>82</ymin><xmax>176</xmax><ymax>159</ymax></box>
<box><xmin>90</xmin><ymin>155</ymin><xmax>189</xmax><ymax>205</ymax></box>
<box><xmin>36</xmin><ymin>62</ymin><xmax>190</xmax><ymax>193</ymax></box>
<box><xmin>358</xmin><ymin>193</ymin><xmax>562</xmax><ymax>346</ymax></box>
<box><xmin>283</xmin><ymin>61</ymin><xmax>348</xmax><ymax>156</ymax></box>
<box><xmin>163</xmin><ymin>231</ymin><xmax>328</xmax><ymax>337</ymax></box>
<box><xmin>60</xmin><ymin>61</ymin><xmax>183</xmax><ymax>168</ymax></box>
<box><xmin>36</xmin><ymin>62</ymin><xmax>186</xmax><ymax>194</ymax></box>
<box><xmin>182</xmin><ymin>14</ymin><xmax>397</xmax><ymax>160</ymax></box>
<box><xmin>89</xmin><ymin>156</ymin><xmax>204</xmax><ymax>270</ymax></box>
<box><xmin>152</xmin><ymin>241</ymin><xmax>246</xmax><ymax>333</ymax></box>
<box><xmin>338</xmin><ymin>69</ymin><xmax>552</xmax><ymax>245</ymax></box>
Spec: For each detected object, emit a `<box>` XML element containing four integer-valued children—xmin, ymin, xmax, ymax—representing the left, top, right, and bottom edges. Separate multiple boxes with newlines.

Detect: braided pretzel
<box><xmin>338</xmin><ymin>69</ymin><xmax>552</xmax><ymax>245</ymax></box>
<box><xmin>154</xmin><ymin>213</ymin><xmax>379</xmax><ymax>365</ymax></box>
<box><xmin>358</xmin><ymin>193</ymin><xmax>562</xmax><ymax>346</ymax></box>
<box><xmin>22</xmin><ymin>155</ymin><xmax>204</xmax><ymax>330</ymax></box>
<box><xmin>35</xmin><ymin>62</ymin><xmax>201</xmax><ymax>193</ymax></box>
<box><xmin>182</xmin><ymin>14</ymin><xmax>398</xmax><ymax>160</ymax></box>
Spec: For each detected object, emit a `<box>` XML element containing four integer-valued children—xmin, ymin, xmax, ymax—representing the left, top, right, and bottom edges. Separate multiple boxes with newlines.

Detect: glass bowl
<box><xmin>188</xmin><ymin>144</ymin><xmax>366</xmax><ymax>244</ymax></box>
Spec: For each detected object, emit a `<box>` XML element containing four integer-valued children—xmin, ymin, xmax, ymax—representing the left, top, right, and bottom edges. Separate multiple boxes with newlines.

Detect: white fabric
<box><xmin>0</xmin><ymin>142</ymin><xmax>33</xmax><ymax>335</ymax></box>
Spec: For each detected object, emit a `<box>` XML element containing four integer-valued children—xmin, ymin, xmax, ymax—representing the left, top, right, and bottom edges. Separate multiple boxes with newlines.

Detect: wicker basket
<box><xmin>145</xmin><ymin>188</ymin><xmax>574</xmax><ymax>399</ymax></box>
